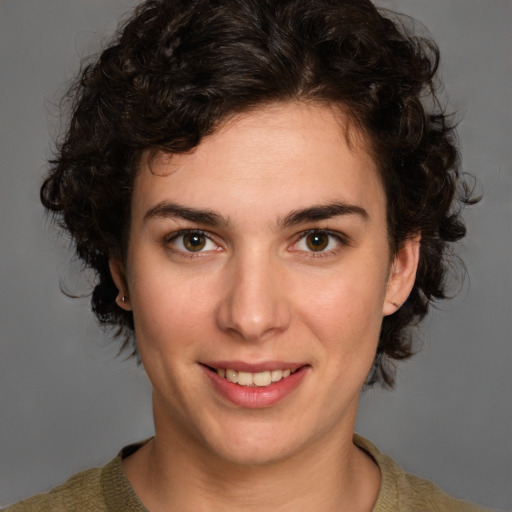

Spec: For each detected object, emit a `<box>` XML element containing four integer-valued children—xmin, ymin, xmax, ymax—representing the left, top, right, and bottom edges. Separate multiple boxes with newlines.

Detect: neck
<box><xmin>123</xmin><ymin>410</ymin><xmax>380</xmax><ymax>512</ymax></box>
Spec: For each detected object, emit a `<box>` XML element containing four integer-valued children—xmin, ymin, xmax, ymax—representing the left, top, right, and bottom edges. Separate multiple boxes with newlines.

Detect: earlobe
<box><xmin>109</xmin><ymin>258</ymin><xmax>132</xmax><ymax>311</ymax></box>
<box><xmin>383</xmin><ymin>235</ymin><xmax>420</xmax><ymax>316</ymax></box>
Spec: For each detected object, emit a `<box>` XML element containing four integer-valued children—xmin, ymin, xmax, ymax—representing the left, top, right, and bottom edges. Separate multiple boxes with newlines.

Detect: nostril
<box><xmin>214</xmin><ymin>261</ymin><xmax>292</xmax><ymax>341</ymax></box>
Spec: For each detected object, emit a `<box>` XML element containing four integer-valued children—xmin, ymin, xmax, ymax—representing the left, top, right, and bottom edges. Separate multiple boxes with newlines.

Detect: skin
<box><xmin>111</xmin><ymin>102</ymin><xmax>419</xmax><ymax>511</ymax></box>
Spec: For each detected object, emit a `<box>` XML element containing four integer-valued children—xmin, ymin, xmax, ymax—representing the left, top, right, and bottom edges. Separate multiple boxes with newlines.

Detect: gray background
<box><xmin>0</xmin><ymin>0</ymin><xmax>510</xmax><ymax>509</ymax></box>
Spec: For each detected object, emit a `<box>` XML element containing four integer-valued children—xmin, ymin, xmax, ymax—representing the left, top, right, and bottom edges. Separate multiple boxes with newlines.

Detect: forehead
<box><xmin>133</xmin><ymin>102</ymin><xmax>385</xmax><ymax>226</ymax></box>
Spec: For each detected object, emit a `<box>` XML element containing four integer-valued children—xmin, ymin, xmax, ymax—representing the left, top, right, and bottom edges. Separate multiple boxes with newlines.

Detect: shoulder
<box><xmin>354</xmin><ymin>434</ymin><xmax>493</xmax><ymax>512</ymax></box>
<box><xmin>2</xmin><ymin>467</ymin><xmax>105</xmax><ymax>512</ymax></box>
<box><xmin>397</xmin><ymin>472</ymin><xmax>492</xmax><ymax>512</ymax></box>
<box><xmin>2</xmin><ymin>440</ymin><xmax>149</xmax><ymax>512</ymax></box>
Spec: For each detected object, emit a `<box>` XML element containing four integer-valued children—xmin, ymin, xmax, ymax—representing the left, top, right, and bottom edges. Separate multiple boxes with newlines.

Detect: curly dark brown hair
<box><xmin>41</xmin><ymin>0</ymin><xmax>474</xmax><ymax>387</ymax></box>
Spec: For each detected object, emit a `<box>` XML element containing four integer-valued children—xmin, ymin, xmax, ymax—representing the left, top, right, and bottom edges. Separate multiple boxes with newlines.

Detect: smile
<box><xmin>201</xmin><ymin>362</ymin><xmax>309</xmax><ymax>408</ymax></box>
<box><xmin>215</xmin><ymin>368</ymin><xmax>296</xmax><ymax>387</ymax></box>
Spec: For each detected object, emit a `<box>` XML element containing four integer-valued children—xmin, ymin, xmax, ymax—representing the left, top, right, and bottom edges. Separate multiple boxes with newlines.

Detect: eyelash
<box><xmin>165</xmin><ymin>230</ymin><xmax>220</xmax><ymax>257</ymax></box>
<box><xmin>164</xmin><ymin>228</ymin><xmax>348</xmax><ymax>258</ymax></box>
<box><xmin>290</xmin><ymin>229</ymin><xmax>348</xmax><ymax>258</ymax></box>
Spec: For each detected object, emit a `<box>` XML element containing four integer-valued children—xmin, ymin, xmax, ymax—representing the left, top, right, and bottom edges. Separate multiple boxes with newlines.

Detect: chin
<box><xmin>198</xmin><ymin>415</ymin><xmax>321</xmax><ymax>468</ymax></box>
<box><xmin>213</xmin><ymin>437</ymin><xmax>304</xmax><ymax>468</ymax></box>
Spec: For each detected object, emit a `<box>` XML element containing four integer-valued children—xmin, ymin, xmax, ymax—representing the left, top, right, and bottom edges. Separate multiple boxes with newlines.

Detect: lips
<box><xmin>201</xmin><ymin>362</ymin><xmax>309</xmax><ymax>408</ymax></box>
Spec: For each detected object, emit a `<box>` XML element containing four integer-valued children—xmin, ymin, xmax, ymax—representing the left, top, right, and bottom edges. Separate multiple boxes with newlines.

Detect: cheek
<box><xmin>297</xmin><ymin>264</ymin><xmax>387</xmax><ymax>329</ymax></box>
<box><xmin>293</xmin><ymin>261</ymin><xmax>388</xmax><ymax>365</ymax></box>
<box><xmin>128</xmin><ymin>264</ymin><xmax>219</xmax><ymax>356</ymax></box>
<box><xmin>128</xmin><ymin>276</ymin><xmax>218</xmax><ymax>405</ymax></box>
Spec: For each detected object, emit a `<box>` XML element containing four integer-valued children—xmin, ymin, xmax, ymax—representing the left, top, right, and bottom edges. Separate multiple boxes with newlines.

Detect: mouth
<box><xmin>201</xmin><ymin>363</ymin><xmax>309</xmax><ymax>408</ymax></box>
<box><xmin>209</xmin><ymin>367</ymin><xmax>298</xmax><ymax>387</ymax></box>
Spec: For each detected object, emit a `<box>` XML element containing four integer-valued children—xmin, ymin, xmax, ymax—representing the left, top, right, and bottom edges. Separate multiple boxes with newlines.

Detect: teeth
<box><xmin>237</xmin><ymin>371</ymin><xmax>253</xmax><ymax>386</ymax></box>
<box><xmin>253</xmin><ymin>371</ymin><xmax>271</xmax><ymax>386</ymax></box>
<box><xmin>216</xmin><ymin>368</ymin><xmax>296</xmax><ymax>387</ymax></box>
<box><xmin>226</xmin><ymin>369</ymin><xmax>237</xmax><ymax>383</ymax></box>
<box><xmin>271</xmin><ymin>369</ymin><xmax>283</xmax><ymax>382</ymax></box>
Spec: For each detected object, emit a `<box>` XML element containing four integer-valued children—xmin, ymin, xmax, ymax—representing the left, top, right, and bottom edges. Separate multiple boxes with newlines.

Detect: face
<box><xmin>112</xmin><ymin>102</ymin><xmax>418</xmax><ymax>466</ymax></box>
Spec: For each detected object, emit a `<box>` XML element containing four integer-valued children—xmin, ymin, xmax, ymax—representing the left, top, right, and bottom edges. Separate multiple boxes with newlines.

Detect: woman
<box><xmin>2</xmin><ymin>0</ymin><xmax>497</xmax><ymax>510</ymax></box>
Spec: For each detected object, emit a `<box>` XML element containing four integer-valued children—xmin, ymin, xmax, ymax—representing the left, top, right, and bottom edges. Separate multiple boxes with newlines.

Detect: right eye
<box><xmin>167</xmin><ymin>230</ymin><xmax>219</xmax><ymax>253</ymax></box>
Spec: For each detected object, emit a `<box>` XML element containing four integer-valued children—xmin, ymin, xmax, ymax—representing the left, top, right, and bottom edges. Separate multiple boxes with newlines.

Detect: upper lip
<box><xmin>201</xmin><ymin>361</ymin><xmax>307</xmax><ymax>373</ymax></box>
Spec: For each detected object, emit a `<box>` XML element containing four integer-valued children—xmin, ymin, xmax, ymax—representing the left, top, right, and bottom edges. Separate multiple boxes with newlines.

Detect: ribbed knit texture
<box><xmin>354</xmin><ymin>435</ymin><xmax>491</xmax><ymax>512</ymax></box>
<box><xmin>3</xmin><ymin>435</ymin><xmax>492</xmax><ymax>511</ymax></box>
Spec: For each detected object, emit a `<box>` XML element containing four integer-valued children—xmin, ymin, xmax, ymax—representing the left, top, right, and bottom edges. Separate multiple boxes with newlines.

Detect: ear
<box><xmin>383</xmin><ymin>235</ymin><xmax>420</xmax><ymax>316</ymax></box>
<box><xmin>109</xmin><ymin>258</ymin><xmax>132</xmax><ymax>311</ymax></box>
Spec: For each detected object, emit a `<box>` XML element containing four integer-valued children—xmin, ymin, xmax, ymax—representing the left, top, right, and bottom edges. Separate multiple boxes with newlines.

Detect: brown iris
<box><xmin>183</xmin><ymin>232</ymin><xmax>206</xmax><ymax>252</ymax></box>
<box><xmin>306</xmin><ymin>232</ymin><xmax>329</xmax><ymax>251</ymax></box>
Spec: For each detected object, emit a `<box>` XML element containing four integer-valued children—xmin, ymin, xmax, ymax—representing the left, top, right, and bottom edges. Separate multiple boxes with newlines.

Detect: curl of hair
<box><xmin>42</xmin><ymin>0</ymin><xmax>476</xmax><ymax>386</ymax></box>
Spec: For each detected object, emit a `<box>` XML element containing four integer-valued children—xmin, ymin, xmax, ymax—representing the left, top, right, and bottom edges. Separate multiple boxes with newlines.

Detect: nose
<box><xmin>215</xmin><ymin>250</ymin><xmax>292</xmax><ymax>342</ymax></box>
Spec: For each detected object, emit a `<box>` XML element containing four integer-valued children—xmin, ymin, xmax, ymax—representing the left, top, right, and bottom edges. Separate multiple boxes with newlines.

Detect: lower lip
<box><xmin>202</xmin><ymin>366</ymin><xmax>309</xmax><ymax>409</ymax></box>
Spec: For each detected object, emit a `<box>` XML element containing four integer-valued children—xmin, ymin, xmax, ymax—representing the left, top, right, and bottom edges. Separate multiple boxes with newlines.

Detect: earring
<box><xmin>117</xmin><ymin>293</ymin><xmax>127</xmax><ymax>305</ymax></box>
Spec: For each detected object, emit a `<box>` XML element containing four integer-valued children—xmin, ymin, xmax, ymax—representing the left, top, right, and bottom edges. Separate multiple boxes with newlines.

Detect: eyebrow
<box><xmin>143</xmin><ymin>202</ymin><xmax>231</xmax><ymax>228</ymax></box>
<box><xmin>279</xmin><ymin>202</ymin><xmax>369</xmax><ymax>229</ymax></box>
<box><xmin>143</xmin><ymin>200</ymin><xmax>368</xmax><ymax>230</ymax></box>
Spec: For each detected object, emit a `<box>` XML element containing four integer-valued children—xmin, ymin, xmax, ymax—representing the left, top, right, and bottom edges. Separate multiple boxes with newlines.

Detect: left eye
<box><xmin>169</xmin><ymin>231</ymin><xmax>218</xmax><ymax>253</ymax></box>
<box><xmin>293</xmin><ymin>231</ymin><xmax>341</xmax><ymax>253</ymax></box>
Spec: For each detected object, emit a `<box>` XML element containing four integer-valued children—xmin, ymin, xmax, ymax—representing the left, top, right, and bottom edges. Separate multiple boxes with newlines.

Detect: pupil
<box><xmin>185</xmin><ymin>233</ymin><xmax>205</xmax><ymax>251</ymax></box>
<box><xmin>307</xmin><ymin>233</ymin><xmax>328</xmax><ymax>251</ymax></box>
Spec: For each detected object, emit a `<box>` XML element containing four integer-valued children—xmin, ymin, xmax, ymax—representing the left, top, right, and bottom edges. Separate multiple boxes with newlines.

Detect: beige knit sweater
<box><xmin>3</xmin><ymin>435</ymin><xmax>491</xmax><ymax>511</ymax></box>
